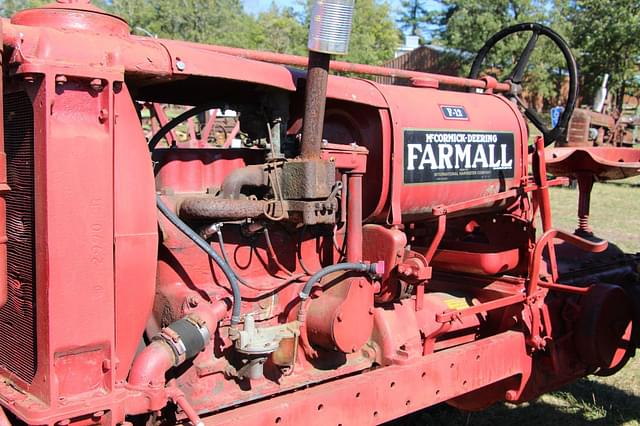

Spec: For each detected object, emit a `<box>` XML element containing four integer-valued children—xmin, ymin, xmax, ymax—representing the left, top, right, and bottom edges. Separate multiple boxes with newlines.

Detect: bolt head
<box><xmin>176</xmin><ymin>60</ymin><xmax>186</xmax><ymax>71</ymax></box>
<box><xmin>505</xmin><ymin>390</ymin><xmax>518</xmax><ymax>401</ymax></box>
<box><xmin>98</xmin><ymin>108</ymin><xmax>108</xmax><ymax>123</ymax></box>
<box><xmin>90</xmin><ymin>78</ymin><xmax>104</xmax><ymax>92</ymax></box>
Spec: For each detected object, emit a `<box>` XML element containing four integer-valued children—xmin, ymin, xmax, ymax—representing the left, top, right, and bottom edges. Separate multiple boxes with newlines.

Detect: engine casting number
<box><xmin>403</xmin><ymin>129</ymin><xmax>515</xmax><ymax>184</ymax></box>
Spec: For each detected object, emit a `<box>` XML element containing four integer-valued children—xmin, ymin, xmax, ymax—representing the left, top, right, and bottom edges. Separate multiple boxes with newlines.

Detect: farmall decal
<box><xmin>404</xmin><ymin>130</ymin><xmax>515</xmax><ymax>184</ymax></box>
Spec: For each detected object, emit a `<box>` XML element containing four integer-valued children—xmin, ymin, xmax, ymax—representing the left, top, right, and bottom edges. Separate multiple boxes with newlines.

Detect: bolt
<box><xmin>98</xmin><ymin>108</ymin><xmax>109</xmax><ymax>123</ymax></box>
<box><xmin>505</xmin><ymin>390</ymin><xmax>518</xmax><ymax>401</ymax></box>
<box><xmin>90</xmin><ymin>78</ymin><xmax>104</xmax><ymax>92</ymax></box>
<box><xmin>23</xmin><ymin>74</ymin><xmax>35</xmax><ymax>83</ymax></box>
<box><xmin>55</xmin><ymin>75</ymin><xmax>67</xmax><ymax>85</ymax></box>
<box><xmin>351</xmin><ymin>346</ymin><xmax>357</xmax><ymax>353</ymax></box>
<box><xmin>336</xmin><ymin>313</ymin><xmax>343</xmax><ymax>322</ymax></box>
<box><xmin>176</xmin><ymin>59</ymin><xmax>186</xmax><ymax>71</ymax></box>
<box><xmin>92</xmin><ymin>411</ymin><xmax>105</xmax><ymax>420</ymax></box>
<box><xmin>188</xmin><ymin>296</ymin><xmax>199</xmax><ymax>308</ymax></box>
<box><xmin>102</xmin><ymin>359</ymin><xmax>112</xmax><ymax>372</ymax></box>
<box><xmin>368</xmin><ymin>307</ymin><xmax>374</xmax><ymax>315</ymax></box>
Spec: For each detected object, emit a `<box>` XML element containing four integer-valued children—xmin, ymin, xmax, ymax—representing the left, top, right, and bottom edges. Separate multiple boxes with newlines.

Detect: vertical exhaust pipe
<box><xmin>300</xmin><ymin>0</ymin><xmax>355</xmax><ymax>159</ymax></box>
<box><xmin>0</xmin><ymin>19</ymin><xmax>7</xmax><ymax>308</ymax></box>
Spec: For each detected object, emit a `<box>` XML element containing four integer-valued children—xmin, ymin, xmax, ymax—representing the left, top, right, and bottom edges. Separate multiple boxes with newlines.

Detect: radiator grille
<box><xmin>0</xmin><ymin>91</ymin><xmax>37</xmax><ymax>383</ymax></box>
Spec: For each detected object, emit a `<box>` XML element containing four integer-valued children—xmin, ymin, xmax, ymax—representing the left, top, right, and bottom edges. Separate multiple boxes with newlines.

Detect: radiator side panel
<box><xmin>0</xmin><ymin>91</ymin><xmax>37</xmax><ymax>384</ymax></box>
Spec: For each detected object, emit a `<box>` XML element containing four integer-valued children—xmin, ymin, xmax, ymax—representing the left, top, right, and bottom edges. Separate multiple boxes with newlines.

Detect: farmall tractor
<box><xmin>0</xmin><ymin>1</ymin><xmax>639</xmax><ymax>425</ymax></box>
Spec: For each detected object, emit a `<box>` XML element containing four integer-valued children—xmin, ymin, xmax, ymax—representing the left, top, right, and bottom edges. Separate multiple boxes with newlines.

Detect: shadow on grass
<box><xmin>602</xmin><ymin>181</ymin><xmax>640</xmax><ymax>189</ymax></box>
<box><xmin>385</xmin><ymin>378</ymin><xmax>640</xmax><ymax>426</ymax></box>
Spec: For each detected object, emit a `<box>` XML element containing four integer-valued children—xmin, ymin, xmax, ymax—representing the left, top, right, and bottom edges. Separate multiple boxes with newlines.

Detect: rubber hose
<box><xmin>156</xmin><ymin>195</ymin><xmax>242</xmax><ymax>324</ymax></box>
<box><xmin>299</xmin><ymin>262</ymin><xmax>379</xmax><ymax>300</ymax></box>
<box><xmin>148</xmin><ymin>102</ymin><xmax>219</xmax><ymax>152</ymax></box>
<box><xmin>214</xmin><ymin>229</ymin><xmax>251</xmax><ymax>287</ymax></box>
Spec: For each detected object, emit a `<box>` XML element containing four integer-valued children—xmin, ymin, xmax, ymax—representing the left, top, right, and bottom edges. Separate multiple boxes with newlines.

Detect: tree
<box><xmin>397</xmin><ymin>0</ymin><xmax>429</xmax><ymax>39</ymax></box>
<box><xmin>248</xmin><ymin>3</ymin><xmax>307</xmax><ymax>55</ymax></box>
<box><xmin>111</xmin><ymin>0</ymin><xmax>254</xmax><ymax>47</ymax></box>
<box><xmin>570</xmin><ymin>0</ymin><xmax>640</xmax><ymax>107</ymax></box>
<box><xmin>430</xmin><ymin>0</ymin><xmax>571</xmax><ymax>110</ymax></box>
<box><xmin>291</xmin><ymin>0</ymin><xmax>401</xmax><ymax>65</ymax></box>
<box><xmin>1</xmin><ymin>0</ymin><xmax>401</xmax><ymax>66</ymax></box>
<box><xmin>1</xmin><ymin>0</ymin><xmax>109</xmax><ymax>17</ymax></box>
<box><xmin>1</xmin><ymin>0</ymin><xmax>43</xmax><ymax>17</ymax></box>
<box><xmin>342</xmin><ymin>0</ymin><xmax>401</xmax><ymax>65</ymax></box>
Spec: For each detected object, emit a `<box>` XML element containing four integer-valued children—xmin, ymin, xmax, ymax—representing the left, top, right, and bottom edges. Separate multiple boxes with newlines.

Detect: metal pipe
<box><xmin>424</xmin><ymin>214</ymin><xmax>447</xmax><ymax>263</ymax></box>
<box><xmin>301</xmin><ymin>0</ymin><xmax>352</xmax><ymax>159</ymax></box>
<box><xmin>532</xmin><ymin>136</ymin><xmax>557</xmax><ymax>281</ymax></box>
<box><xmin>263</xmin><ymin>227</ymin><xmax>294</xmax><ymax>276</ymax></box>
<box><xmin>128</xmin><ymin>303</ymin><xmax>227</xmax><ymax>388</ymax></box>
<box><xmin>527</xmin><ymin>229</ymin><xmax>607</xmax><ymax>296</ymax></box>
<box><xmin>346</xmin><ymin>173</ymin><xmax>363</xmax><ymax>262</ymax></box>
<box><xmin>178</xmin><ymin>197</ymin><xmax>268</xmax><ymax>221</ymax></box>
<box><xmin>300</xmin><ymin>51</ymin><xmax>330</xmax><ymax>159</ymax></box>
<box><xmin>127</xmin><ymin>339</ymin><xmax>175</xmax><ymax>388</ymax></box>
<box><xmin>533</xmin><ymin>136</ymin><xmax>552</xmax><ymax>232</ymax></box>
<box><xmin>575</xmin><ymin>173</ymin><xmax>594</xmax><ymax>235</ymax></box>
<box><xmin>538</xmin><ymin>282</ymin><xmax>591</xmax><ymax>295</ymax></box>
<box><xmin>221</xmin><ymin>165</ymin><xmax>267</xmax><ymax>199</ymax></box>
<box><xmin>298</xmin><ymin>261</ymin><xmax>383</xmax><ymax>303</ymax></box>
<box><xmin>2</xmin><ymin>21</ymin><xmax>510</xmax><ymax>92</ymax></box>
<box><xmin>176</xmin><ymin>43</ymin><xmax>512</xmax><ymax>92</ymax></box>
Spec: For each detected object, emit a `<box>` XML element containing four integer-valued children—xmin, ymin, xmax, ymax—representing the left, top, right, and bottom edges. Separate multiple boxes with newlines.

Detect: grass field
<box><xmin>390</xmin><ymin>176</ymin><xmax>640</xmax><ymax>426</ymax></box>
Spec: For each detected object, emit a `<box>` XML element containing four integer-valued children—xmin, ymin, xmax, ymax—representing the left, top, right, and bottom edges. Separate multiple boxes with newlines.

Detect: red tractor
<box><xmin>0</xmin><ymin>1</ymin><xmax>638</xmax><ymax>425</ymax></box>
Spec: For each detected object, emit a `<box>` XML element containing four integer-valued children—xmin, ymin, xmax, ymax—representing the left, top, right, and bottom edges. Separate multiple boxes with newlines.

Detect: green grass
<box><xmin>548</xmin><ymin>175</ymin><xmax>640</xmax><ymax>254</ymax></box>
<box><xmin>388</xmin><ymin>175</ymin><xmax>640</xmax><ymax>425</ymax></box>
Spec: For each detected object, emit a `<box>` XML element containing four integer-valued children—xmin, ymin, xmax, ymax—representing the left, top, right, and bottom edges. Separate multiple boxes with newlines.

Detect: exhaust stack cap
<box><xmin>308</xmin><ymin>0</ymin><xmax>355</xmax><ymax>55</ymax></box>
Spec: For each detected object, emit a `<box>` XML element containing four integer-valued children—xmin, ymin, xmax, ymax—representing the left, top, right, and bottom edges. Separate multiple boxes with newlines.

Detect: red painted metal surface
<box><xmin>202</xmin><ymin>331</ymin><xmax>529</xmax><ymax>426</ymax></box>
<box><xmin>0</xmin><ymin>17</ymin><xmax>7</xmax><ymax>309</ymax></box>
<box><xmin>375</xmin><ymin>84</ymin><xmax>529</xmax><ymax>223</ymax></box>
<box><xmin>546</xmin><ymin>146</ymin><xmax>640</xmax><ymax>235</ymax></box>
<box><xmin>546</xmin><ymin>146</ymin><xmax>640</xmax><ymax>180</ymax></box>
<box><xmin>0</xmin><ymin>2</ymin><xmax>638</xmax><ymax>426</ymax></box>
<box><xmin>186</xmin><ymin>43</ymin><xmax>513</xmax><ymax>93</ymax></box>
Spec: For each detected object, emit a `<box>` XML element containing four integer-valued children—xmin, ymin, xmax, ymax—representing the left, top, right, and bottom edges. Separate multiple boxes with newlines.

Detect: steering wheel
<box><xmin>469</xmin><ymin>23</ymin><xmax>578</xmax><ymax>151</ymax></box>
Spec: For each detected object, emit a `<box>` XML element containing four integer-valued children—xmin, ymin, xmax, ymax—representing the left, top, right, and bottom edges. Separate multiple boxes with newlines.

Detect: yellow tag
<box><xmin>443</xmin><ymin>298</ymin><xmax>470</xmax><ymax>310</ymax></box>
